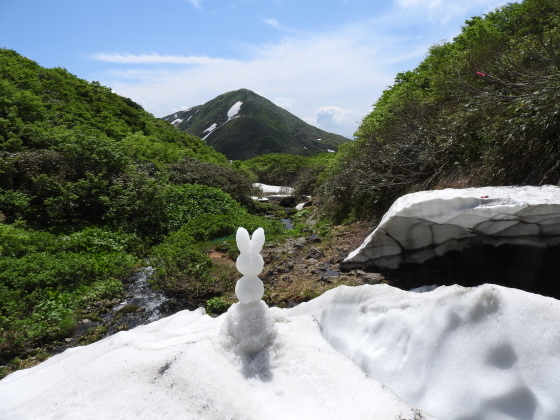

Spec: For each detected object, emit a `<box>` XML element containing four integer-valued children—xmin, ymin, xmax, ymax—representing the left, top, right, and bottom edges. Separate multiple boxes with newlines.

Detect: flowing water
<box><xmin>107</xmin><ymin>267</ymin><xmax>197</xmax><ymax>331</ymax></box>
<box><xmin>61</xmin><ymin>267</ymin><xmax>197</xmax><ymax>352</ymax></box>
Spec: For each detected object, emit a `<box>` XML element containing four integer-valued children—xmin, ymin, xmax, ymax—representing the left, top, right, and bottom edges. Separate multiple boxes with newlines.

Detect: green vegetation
<box><xmin>149</xmin><ymin>212</ymin><xmax>285</xmax><ymax>297</ymax></box>
<box><xmin>0</xmin><ymin>223</ymin><xmax>137</xmax><ymax>365</ymax></box>
<box><xmin>318</xmin><ymin>0</ymin><xmax>560</xmax><ymax>222</ymax></box>
<box><xmin>0</xmin><ymin>49</ymin><xmax>288</xmax><ymax>373</ymax></box>
<box><xmin>205</xmin><ymin>297</ymin><xmax>230</xmax><ymax>315</ymax></box>
<box><xmin>2</xmin><ymin>0</ymin><xmax>557</xmax><ymax>377</ymax></box>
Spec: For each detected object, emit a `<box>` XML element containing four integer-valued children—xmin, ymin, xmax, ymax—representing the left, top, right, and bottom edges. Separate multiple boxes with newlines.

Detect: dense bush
<box><xmin>149</xmin><ymin>231</ymin><xmax>214</xmax><ymax>298</ymax></box>
<box><xmin>319</xmin><ymin>0</ymin><xmax>560</xmax><ymax>222</ymax></box>
<box><xmin>168</xmin><ymin>158</ymin><xmax>255</xmax><ymax>206</ymax></box>
<box><xmin>0</xmin><ymin>48</ymin><xmax>226</xmax><ymax>163</ymax></box>
<box><xmin>176</xmin><ymin>212</ymin><xmax>285</xmax><ymax>243</ymax></box>
<box><xmin>241</xmin><ymin>153</ymin><xmax>314</xmax><ymax>186</ymax></box>
<box><xmin>241</xmin><ymin>152</ymin><xmax>336</xmax><ymax>197</ymax></box>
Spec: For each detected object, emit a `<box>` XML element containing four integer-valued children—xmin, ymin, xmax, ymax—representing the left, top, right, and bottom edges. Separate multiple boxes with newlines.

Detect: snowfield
<box><xmin>0</xmin><ymin>296</ymin><xmax>433</xmax><ymax>420</ymax></box>
<box><xmin>1</xmin><ymin>284</ymin><xmax>559</xmax><ymax>419</ymax></box>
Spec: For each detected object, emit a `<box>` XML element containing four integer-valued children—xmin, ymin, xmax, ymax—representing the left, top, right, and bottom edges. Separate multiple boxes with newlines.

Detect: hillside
<box><xmin>162</xmin><ymin>89</ymin><xmax>350</xmax><ymax>160</ymax></box>
<box><xmin>317</xmin><ymin>0</ymin><xmax>560</xmax><ymax>222</ymax></box>
<box><xmin>0</xmin><ymin>48</ymin><xmax>225</xmax><ymax>164</ymax></box>
<box><xmin>0</xmin><ymin>49</ymin><xmax>283</xmax><ymax>369</ymax></box>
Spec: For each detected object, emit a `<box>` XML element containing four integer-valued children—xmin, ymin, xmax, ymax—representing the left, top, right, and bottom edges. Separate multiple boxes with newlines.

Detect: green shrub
<box><xmin>240</xmin><ymin>153</ymin><xmax>311</xmax><ymax>186</ymax></box>
<box><xmin>177</xmin><ymin>213</ymin><xmax>285</xmax><ymax>243</ymax></box>
<box><xmin>59</xmin><ymin>227</ymin><xmax>142</xmax><ymax>254</ymax></box>
<box><xmin>205</xmin><ymin>297</ymin><xmax>230</xmax><ymax>315</ymax></box>
<box><xmin>169</xmin><ymin>158</ymin><xmax>255</xmax><ymax>206</ymax></box>
<box><xmin>162</xmin><ymin>184</ymin><xmax>245</xmax><ymax>233</ymax></box>
<box><xmin>149</xmin><ymin>239</ymin><xmax>214</xmax><ymax>298</ymax></box>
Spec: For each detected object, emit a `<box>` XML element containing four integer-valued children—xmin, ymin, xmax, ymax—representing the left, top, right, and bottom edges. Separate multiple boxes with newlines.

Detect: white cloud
<box><xmin>92</xmin><ymin>53</ymin><xmax>229</xmax><ymax>65</ymax></box>
<box><xmin>96</xmin><ymin>23</ymin><xmax>398</xmax><ymax>137</ymax></box>
<box><xmin>185</xmin><ymin>0</ymin><xmax>202</xmax><ymax>9</ymax></box>
<box><xmin>273</xmin><ymin>97</ymin><xmax>295</xmax><ymax>109</ymax></box>
<box><xmin>91</xmin><ymin>2</ymin><xmax>514</xmax><ymax>138</ymax></box>
<box><xmin>307</xmin><ymin>106</ymin><xmax>361</xmax><ymax>137</ymax></box>
<box><xmin>263</xmin><ymin>18</ymin><xmax>280</xmax><ymax>28</ymax></box>
<box><xmin>262</xmin><ymin>18</ymin><xmax>298</xmax><ymax>34</ymax></box>
<box><xmin>316</xmin><ymin>106</ymin><xmax>355</xmax><ymax>125</ymax></box>
<box><xmin>393</xmin><ymin>0</ymin><xmax>513</xmax><ymax>24</ymax></box>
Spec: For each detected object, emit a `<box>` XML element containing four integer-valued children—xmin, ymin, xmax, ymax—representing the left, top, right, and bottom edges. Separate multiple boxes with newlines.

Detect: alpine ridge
<box><xmin>163</xmin><ymin>89</ymin><xmax>350</xmax><ymax>160</ymax></box>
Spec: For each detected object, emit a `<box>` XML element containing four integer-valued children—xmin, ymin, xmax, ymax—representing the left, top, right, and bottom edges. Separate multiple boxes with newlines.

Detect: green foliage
<box><xmin>241</xmin><ymin>153</ymin><xmax>310</xmax><ymax>185</ymax></box>
<box><xmin>176</xmin><ymin>212</ymin><xmax>285</xmax><ymax>243</ymax></box>
<box><xmin>121</xmin><ymin>132</ymin><xmax>199</xmax><ymax>166</ymax></box>
<box><xmin>320</xmin><ymin>0</ymin><xmax>560</xmax><ymax>221</ymax></box>
<box><xmin>149</xmin><ymin>231</ymin><xmax>214</xmax><ymax>298</ymax></box>
<box><xmin>0</xmin><ymin>48</ymin><xmax>226</xmax><ymax>162</ymax></box>
<box><xmin>149</xmin><ymin>209</ymin><xmax>284</xmax><ymax>299</ymax></box>
<box><xmin>162</xmin><ymin>184</ymin><xmax>246</xmax><ymax>233</ymax></box>
<box><xmin>0</xmin><ymin>223</ymin><xmax>137</xmax><ymax>363</ymax></box>
<box><xmin>168</xmin><ymin>158</ymin><xmax>255</xmax><ymax>206</ymax></box>
<box><xmin>205</xmin><ymin>297</ymin><xmax>230</xmax><ymax>314</ymax></box>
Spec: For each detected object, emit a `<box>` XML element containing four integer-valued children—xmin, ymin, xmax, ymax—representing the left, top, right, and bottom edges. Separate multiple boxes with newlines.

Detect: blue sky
<box><xmin>1</xmin><ymin>0</ymin><xmax>514</xmax><ymax>137</ymax></box>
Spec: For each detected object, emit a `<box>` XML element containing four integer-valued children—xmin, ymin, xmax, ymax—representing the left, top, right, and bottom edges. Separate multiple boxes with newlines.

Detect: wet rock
<box><xmin>306</xmin><ymin>247</ymin><xmax>324</xmax><ymax>259</ymax></box>
<box><xmin>364</xmin><ymin>273</ymin><xmax>384</xmax><ymax>284</ymax></box>
<box><xmin>294</xmin><ymin>237</ymin><xmax>307</xmax><ymax>249</ymax></box>
<box><xmin>306</xmin><ymin>236</ymin><xmax>321</xmax><ymax>244</ymax></box>
<box><xmin>279</xmin><ymin>196</ymin><xmax>298</xmax><ymax>207</ymax></box>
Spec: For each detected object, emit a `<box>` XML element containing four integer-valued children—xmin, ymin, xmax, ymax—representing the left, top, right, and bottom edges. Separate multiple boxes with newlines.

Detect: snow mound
<box><xmin>0</xmin><ymin>304</ymin><xmax>430</xmax><ymax>420</ymax></box>
<box><xmin>343</xmin><ymin>185</ymin><xmax>560</xmax><ymax>269</ymax></box>
<box><xmin>289</xmin><ymin>283</ymin><xmax>560</xmax><ymax>420</ymax></box>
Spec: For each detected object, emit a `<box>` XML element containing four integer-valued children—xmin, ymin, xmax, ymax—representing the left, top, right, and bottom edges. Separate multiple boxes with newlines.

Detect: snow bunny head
<box><xmin>235</xmin><ymin>227</ymin><xmax>265</xmax><ymax>276</ymax></box>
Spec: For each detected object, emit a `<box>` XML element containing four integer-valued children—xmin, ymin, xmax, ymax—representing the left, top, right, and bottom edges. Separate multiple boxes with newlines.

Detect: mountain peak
<box><xmin>163</xmin><ymin>89</ymin><xmax>349</xmax><ymax>160</ymax></box>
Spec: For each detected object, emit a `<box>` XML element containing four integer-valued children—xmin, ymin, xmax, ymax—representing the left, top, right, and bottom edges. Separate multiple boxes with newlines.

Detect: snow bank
<box><xmin>253</xmin><ymin>183</ymin><xmax>294</xmax><ymax>195</ymax></box>
<box><xmin>0</xmin><ymin>305</ymin><xmax>429</xmax><ymax>420</ymax></box>
<box><xmin>343</xmin><ymin>185</ymin><xmax>560</xmax><ymax>269</ymax></box>
<box><xmin>290</xmin><ymin>284</ymin><xmax>560</xmax><ymax>420</ymax></box>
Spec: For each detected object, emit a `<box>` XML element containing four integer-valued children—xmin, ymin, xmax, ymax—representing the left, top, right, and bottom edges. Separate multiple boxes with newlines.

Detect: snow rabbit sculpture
<box><xmin>235</xmin><ymin>227</ymin><xmax>265</xmax><ymax>304</ymax></box>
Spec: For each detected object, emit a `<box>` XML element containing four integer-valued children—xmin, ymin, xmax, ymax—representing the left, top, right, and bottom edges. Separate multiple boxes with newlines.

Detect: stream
<box><xmin>59</xmin><ymin>267</ymin><xmax>197</xmax><ymax>352</ymax></box>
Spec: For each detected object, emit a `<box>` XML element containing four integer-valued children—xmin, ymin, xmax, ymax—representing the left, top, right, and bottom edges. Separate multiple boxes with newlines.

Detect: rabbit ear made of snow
<box><xmin>236</xmin><ymin>227</ymin><xmax>251</xmax><ymax>253</ymax></box>
<box><xmin>250</xmin><ymin>227</ymin><xmax>265</xmax><ymax>253</ymax></box>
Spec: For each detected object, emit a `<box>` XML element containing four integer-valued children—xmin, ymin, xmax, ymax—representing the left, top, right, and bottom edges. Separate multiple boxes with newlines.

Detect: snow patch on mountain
<box><xmin>227</xmin><ymin>101</ymin><xmax>243</xmax><ymax>119</ymax></box>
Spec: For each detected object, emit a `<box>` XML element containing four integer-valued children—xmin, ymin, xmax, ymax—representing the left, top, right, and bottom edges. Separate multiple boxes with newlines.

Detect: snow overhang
<box><xmin>341</xmin><ymin>185</ymin><xmax>560</xmax><ymax>270</ymax></box>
